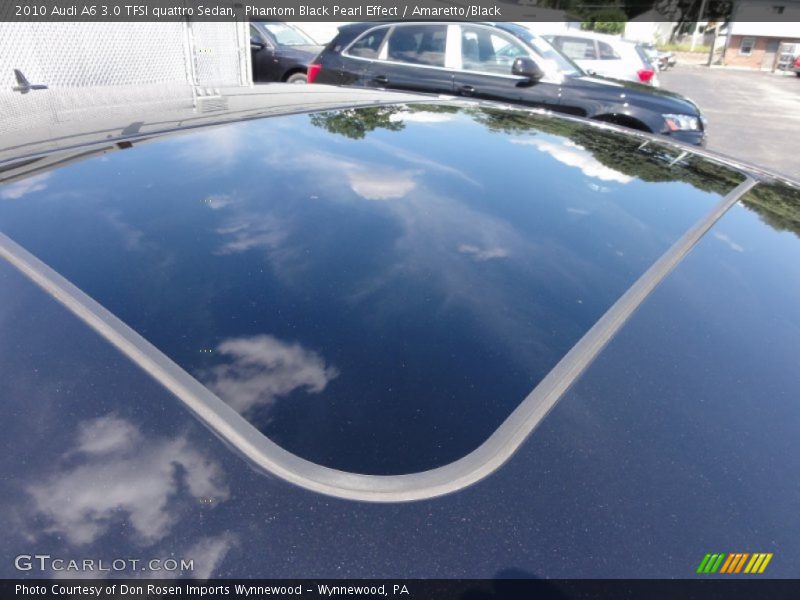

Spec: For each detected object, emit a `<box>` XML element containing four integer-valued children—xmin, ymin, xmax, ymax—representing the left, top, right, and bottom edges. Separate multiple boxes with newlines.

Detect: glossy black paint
<box><xmin>0</xmin><ymin>103</ymin><xmax>742</xmax><ymax>475</ymax></box>
<box><xmin>250</xmin><ymin>21</ymin><xmax>323</xmax><ymax>83</ymax></box>
<box><xmin>314</xmin><ymin>22</ymin><xmax>706</xmax><ymax>145</ymax></box>
<box><xmin>1</xmin><ymin>170</ymin><xmax>799</xmax><ymax>579</ymax></box>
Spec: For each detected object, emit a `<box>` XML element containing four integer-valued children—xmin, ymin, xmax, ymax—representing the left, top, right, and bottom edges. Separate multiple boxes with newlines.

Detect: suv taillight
<box><xmin>307</xmin><ymin>64</ymin><xmax>321</xmax><ymax>84</ymax></box>
<box><xmin>637</xmin><ymin>69</ymin><xmax>655</xmax><ymax>83</ymax></box>
<box><xmin>794</xmin><ymin>56</ymin><xmax>800</xmax><ymax>68</ymax></box>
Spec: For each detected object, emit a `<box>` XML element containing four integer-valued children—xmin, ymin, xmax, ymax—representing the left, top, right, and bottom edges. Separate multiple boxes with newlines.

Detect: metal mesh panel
<box><xmin>0</xmin><ymin>21</ymin><xmax>250</xmax><ymax>136</ymax></box>
<box><xmin>0</xmin><ymin>22</ymin><xmax>190</xmax><ymax>87</ymax></box>
<box><xmin>189</xmin><ymin>21</ymin><xmax>248</xmax><ymax>89</ymax></box>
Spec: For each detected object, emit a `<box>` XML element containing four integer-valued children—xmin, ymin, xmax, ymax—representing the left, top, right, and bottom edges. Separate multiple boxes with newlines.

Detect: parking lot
<box><xmin>659</xmin><ymin>65</ymin><xmax>799</xmax><ymax>178</ymax></box>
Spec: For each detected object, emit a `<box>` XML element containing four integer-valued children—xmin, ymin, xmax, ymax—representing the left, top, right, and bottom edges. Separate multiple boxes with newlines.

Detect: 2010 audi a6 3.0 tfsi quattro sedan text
<box><xmin>1</xmin><ymin>96</ymin><xmax>799</xmax><ymax>587</ymax></box>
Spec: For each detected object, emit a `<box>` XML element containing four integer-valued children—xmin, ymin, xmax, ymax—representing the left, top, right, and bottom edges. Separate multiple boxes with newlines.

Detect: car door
<box><xmin>453</xmin><ymin>25</ymin><xmax>561</xmax><ymax>111</ymax></box>
<box><xmin>250</xmin><ymin>24</ymin><xmax>281</xmax><ymax>82</ymax></box>
<box><xmin>337</xmin><ymin>25</ymin><xmax>391</xmax><ymax>86</ymax></box>
<box><xmin>363</xmin><ymin>24</ymin><xmax>454</xmax><ymax>95</ymax></box>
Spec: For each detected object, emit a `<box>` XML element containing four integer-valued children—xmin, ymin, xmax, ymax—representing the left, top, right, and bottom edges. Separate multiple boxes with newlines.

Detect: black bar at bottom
<box><xmin>3</xmin><ymin>579</ymin><xmax>800</xmax><ymax>600</ymax></box>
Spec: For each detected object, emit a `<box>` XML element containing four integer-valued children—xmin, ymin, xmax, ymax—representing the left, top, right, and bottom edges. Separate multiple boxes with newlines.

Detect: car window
<box><xmin>739</xmin><ymin>36</ymin><xmax>756</xmax><ymax>56</ymax></box>
<box><xmin>261</xmin><ymin>22</ymin><xmax>315</xmax><ymax>46</ymax></box>
<box><xmin>507</xmin><ymin>27</ymin><xmax>583</xmax><ymax>76</ymax></box>
<box><xmin>598</xmin><ymin>41</ymin><xmax>620</xmax><ymax>60</ymax></box>
<box><xmin>634</xmin><ymin>44</ymin><xmax>656</xmax><ymax>69</ymax></box>
<box><xmin>555</xmin><ymin>36</ymin><xmax>598</xmax><ymax>60</ymax></box>
<box><xmin>641</xmin><ymin>44</ymin><xmax>658</xmax><ymax>59</ymax></box>
<box><xmin>348</xmin><ymin>27</ymin><xmax>389</xmax><ymax>58</ymax></box>
<box><xmin>461</xmin><ymin>25</ymin><xmax>529</xmax><ymax>74</ymax></box>
<box><xmin>250</xmin><ymin>24</ymin><xmax>268</xmax><ymax>46</ymax></box>
<box><xmin>385</xmin><ymin>24</ymin><xmax>447</xmax><ymax>67</ymax></box>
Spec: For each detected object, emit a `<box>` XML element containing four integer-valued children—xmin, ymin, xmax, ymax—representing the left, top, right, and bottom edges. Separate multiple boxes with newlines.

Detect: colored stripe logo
<box><xmin>696</xmin><ymin>552</ymin><xmax>773</xmax><ymax>574</ymax></box>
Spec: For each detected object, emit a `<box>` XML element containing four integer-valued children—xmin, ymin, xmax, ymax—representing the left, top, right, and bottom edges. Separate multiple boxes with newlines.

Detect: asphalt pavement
<box><xmin>659</xmin><ymin>65</ymin><xmax>799</xmax><ymax>179</ymax></box>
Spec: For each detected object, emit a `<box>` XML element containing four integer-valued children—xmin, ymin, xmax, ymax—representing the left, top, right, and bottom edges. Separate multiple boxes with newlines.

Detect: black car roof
<box><xmin>2</xmin><ymin>100</ymin><xmax>800</xmax><ymax>577</ymax></box>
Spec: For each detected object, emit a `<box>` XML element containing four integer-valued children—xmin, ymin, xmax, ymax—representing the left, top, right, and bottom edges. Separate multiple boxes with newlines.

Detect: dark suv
<box><xmin>310</xmin><ymin>22</ymin><xmax>706</xmax><ymax>145</ymax></box>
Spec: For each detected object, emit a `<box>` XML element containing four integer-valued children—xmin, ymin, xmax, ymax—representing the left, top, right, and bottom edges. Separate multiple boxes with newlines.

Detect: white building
<box><xmin>724</xmin><ymin>0</ymin><xmax>800</xmax><ymax>69</ymax></box>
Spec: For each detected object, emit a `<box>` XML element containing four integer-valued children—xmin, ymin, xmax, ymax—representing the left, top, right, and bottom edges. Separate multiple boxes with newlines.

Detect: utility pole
<box><xmin>706</xmin><ymin>24</ymin><xmax>718</xmax><ymax>65</ymax></box>
<box><xmin>690</xmin><ymin>0</ymin><xmax>709</xmax><ymax>51</ymax></box>
<box><xmin>717</xmin><ymin>0</ymin><xmax>741</xmax><ymax>67</ymax></box>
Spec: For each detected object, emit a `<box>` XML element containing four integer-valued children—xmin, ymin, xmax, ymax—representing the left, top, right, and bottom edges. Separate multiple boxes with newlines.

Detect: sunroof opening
<box><xmin>0</xmin><ymin>104</ymin><xmax>746</xmax><ymax>476</ymax></box>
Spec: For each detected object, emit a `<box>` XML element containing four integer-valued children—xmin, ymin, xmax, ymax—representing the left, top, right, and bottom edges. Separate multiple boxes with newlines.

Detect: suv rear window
<box><xmin>634</xmin><ymin>44</ymin><xmax>656</xmax><ymax>69</ymax></box>
<box><xmin>598</xmin><ymin>40</ymin><xmax>620</xmax><ymax>60</ymax></box>
<box><xmin>554</xmin><ymin>36</ymin><xmax>597</xmax><ymax>60</ymax></box>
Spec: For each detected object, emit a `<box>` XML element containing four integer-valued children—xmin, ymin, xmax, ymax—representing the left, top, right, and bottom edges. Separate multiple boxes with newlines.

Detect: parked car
<box><xmin>775</xmin><ymin>43</ymin><xmax>800</xmax><ymax>72</ymax></box>
<box><xmin>639</xmin><ymin>42</ymin><xmax>676</xmax><ymax>71</ymax></box>
<box><xmin>1</xmin><ymin>93</ymin><xmax>799</xmax><ymax>586</ymax></box>
<box><xmin>544</xmin><ymin>31</ymin><xmax>660</xmax><ymax>85</ymax></box>
<box><xmin>310</xmin><ymin>22</ymin><xmax>706</xmax><ymax>145</ymax></box>
<box><xmin>659</xmin><ymin>49</ymin><xmax>677</xmax><ymax>70</ymax></box>
<box><xmin>249</xmin><ymin>21</ymin><xmax>323</xmax><ymax>83</ymax></box>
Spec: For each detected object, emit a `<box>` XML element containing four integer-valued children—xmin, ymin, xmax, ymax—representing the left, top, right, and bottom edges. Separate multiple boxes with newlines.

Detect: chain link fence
<box><xmin>0</xmin><ymin>19</ymin><xmax>251</xmax><ymax>135</ymax></box>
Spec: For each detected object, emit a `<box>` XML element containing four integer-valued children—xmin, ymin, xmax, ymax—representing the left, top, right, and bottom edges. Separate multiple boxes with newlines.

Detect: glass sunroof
<box><xmin>0</xmin><ymin>104</ymin><xmax>745</xmax><ymax>474</ymax></box>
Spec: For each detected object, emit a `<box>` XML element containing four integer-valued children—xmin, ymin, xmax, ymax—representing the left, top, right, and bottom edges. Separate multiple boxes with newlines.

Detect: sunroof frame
<box><xmin>0</xmin><ymin>170</ymin><xmax>755</xmax><ymax>501</ymax></box>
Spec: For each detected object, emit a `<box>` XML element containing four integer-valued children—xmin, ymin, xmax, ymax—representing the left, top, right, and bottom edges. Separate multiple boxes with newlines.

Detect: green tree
<box><xmin>309</xmin><ymin>106</ymin><xmax>405</xmax><ymax>140</ymax></box>
<box><xmin>309</xmin><ymin>102</ymin><xmax>748</xmax><ymax>198</ymax></box>
<box><xmin>740</xmin><ymin>183</ymin><xmax>800</xmax><ymax>239</ymax></box>
<box><xmin>580</xmin><ymin>8</ymin><xmax>628</xmax><ymax>35</ymax></box>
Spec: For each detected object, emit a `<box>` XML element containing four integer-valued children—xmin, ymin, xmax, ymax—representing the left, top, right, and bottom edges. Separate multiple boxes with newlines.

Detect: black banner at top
<box><xmin>2</xmin><ymin>0</ymin><xmax>800</xmax><ymax>22</ymax></box>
